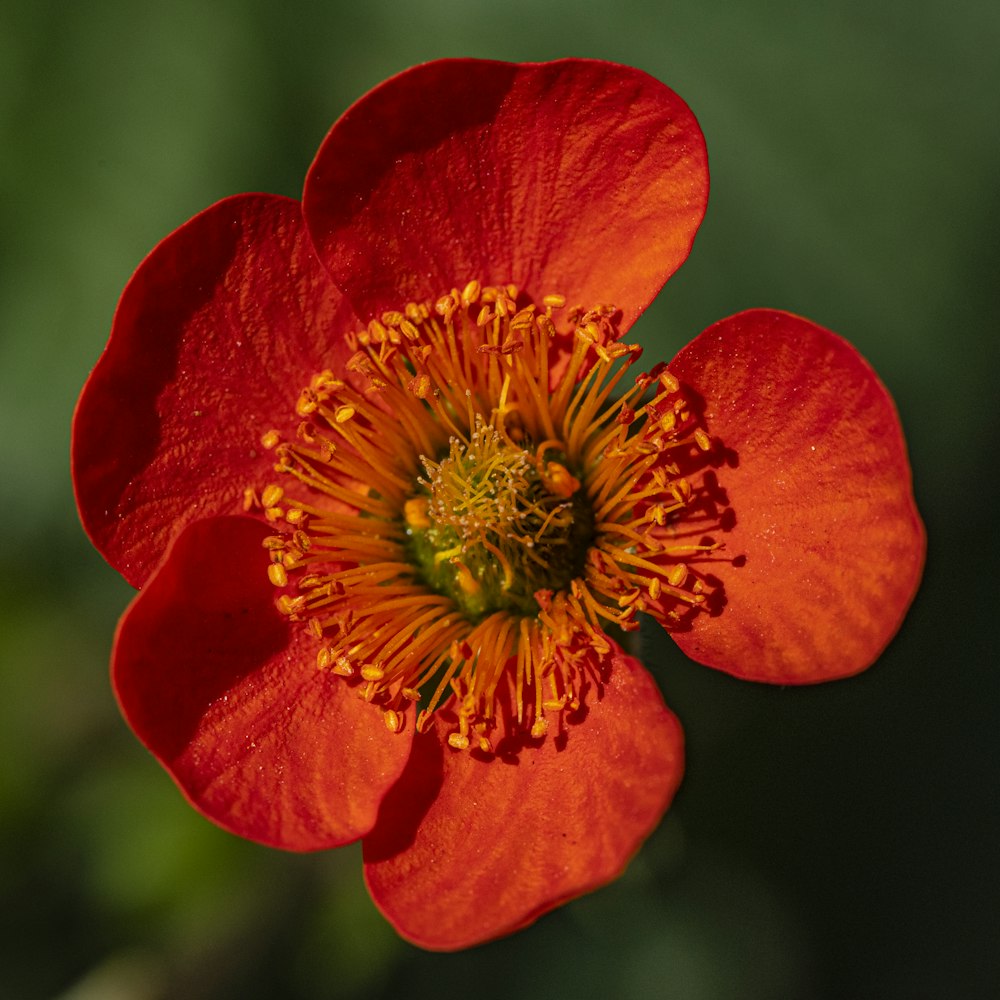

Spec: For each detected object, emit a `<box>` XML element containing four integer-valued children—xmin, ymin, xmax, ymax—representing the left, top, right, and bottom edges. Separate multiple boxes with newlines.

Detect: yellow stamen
<box><xmin>251</xmin><ymin>281</ymin><xmax>721</xmax><ymax>750</ymax></box>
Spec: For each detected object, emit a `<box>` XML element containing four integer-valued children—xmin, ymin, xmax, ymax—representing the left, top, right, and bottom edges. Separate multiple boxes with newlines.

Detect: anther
<box><xmin>296</xmin><ymin>390</ymin><xmax>318</xmax><ymax>416</ymax></box>
<box><xmin>461</xmin><ymin>280</ymin><xmax>481</xmax><ymax>305</ymax></box>
<box><xmin>617</xmin><ymin>404</ymin><xmax>636</xmax><ymax>426</ymax></box>
<box><xmin>276</xmin><ymin>594</ymin><xmax>306</xmax><ymax>616</ymax></box>
<box><xmin>659</xmin><ymin>370</ymin><xmax>680</xmax><ymax>393</ymax></box>
<box><xmin>542</xmin><ymin>461</ymin><xmax>580</xmax><ymax>499</ymax></box>
<box><xmin>510</xmin><ymin>308</ymin><xmax>536</xmax><ymax>330</ymax></box>
<box><xmin>404</xmin><ymin>497</ymin><xmax>431</xmax><ymax>530</ymax></box>
<box><xmin>408</xmin><ymin>373</ymin><xmax>431</xmax><ymax>397</ymax></box>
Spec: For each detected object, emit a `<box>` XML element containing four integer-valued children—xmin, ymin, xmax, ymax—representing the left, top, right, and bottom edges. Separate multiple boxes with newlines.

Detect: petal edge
<box><xmin>73</xmin><ymin>194</ymin><xmax>358</xmax><ymax>587</ymax></box>
<box><xmin>668</xmin><ymin>309</ymin><xmax>925</xmax><ymax>683</ymax></box>
<box><xmin>112</xmin><ymin>515</ymin><xmax>413</xmax><ymax>850</ymax></box>
<box><xmin>304</xmin><ymin>58</ymin><xmax>708</xmax><ymax>328</ymax></box>
<box><xmin>362</xmin><ymin>649</ymin><xmax>683</xmax><ymax>950</ymax></box>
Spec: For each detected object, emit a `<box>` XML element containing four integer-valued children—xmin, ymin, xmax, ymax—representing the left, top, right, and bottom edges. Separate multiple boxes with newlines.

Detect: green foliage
<box><xmin>1</xmin><ymin>0</ymin><xmax>996</xmax><ymax>997</ymax></box>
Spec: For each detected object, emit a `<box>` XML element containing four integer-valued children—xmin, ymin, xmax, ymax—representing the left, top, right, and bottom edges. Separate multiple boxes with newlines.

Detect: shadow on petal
<box><xmin>362</xmin><ymin>730</ymin><xmax>445</xmax><ymax>864</ymax></box>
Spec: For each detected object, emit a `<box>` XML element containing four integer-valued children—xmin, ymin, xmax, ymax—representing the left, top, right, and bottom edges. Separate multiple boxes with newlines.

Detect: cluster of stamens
<box><xmin>244</xmin><ymin>281</ymin><xmax>718</xmax><ymax>752</ymax></box>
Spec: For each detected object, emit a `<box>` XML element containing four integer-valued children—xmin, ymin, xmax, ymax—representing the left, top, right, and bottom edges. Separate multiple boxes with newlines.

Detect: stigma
<box><xmin>245</xmin><ymin>281</ymin><xmax>717</xmax><ymax>751</ymax></box>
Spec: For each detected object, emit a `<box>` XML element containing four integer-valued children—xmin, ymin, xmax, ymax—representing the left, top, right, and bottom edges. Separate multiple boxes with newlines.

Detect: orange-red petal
<box><xmin>72</xmin><ymin>194</ymin><xmax>358</xmax><ymax>588</ymax></box>
<box><xmin>303</xmin><ymin>58</ymin><xmax>708</xmax><ymax>330</ymax></box>
<box><xmin>362</xmin><ymin>650</ymin><xmax>684</xmax><ymax>950</ymax></box>
<box><xmin>668</xmin><ymin>309</ymin><xmax>925</xmax><ymax>683</ymax></box>
<box><xmin>112</xmin><ymin>515</ymin><xmax>413</xmax><ymax>850</ymax></box>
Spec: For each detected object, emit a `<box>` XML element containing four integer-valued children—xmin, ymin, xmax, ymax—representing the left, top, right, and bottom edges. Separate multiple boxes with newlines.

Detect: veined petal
<box><xmin>668</xmin><ymin>309</ymin><xmax>925</xmax><ymax>683</ymax></box>
<box><xmin>112</xmin><ymin>515</ymin><xmax>412</xmax><ymax>850</ymax></box>
<box><xmin>73</xmin><ymin>194</ymin><xmax>358</xmax><ymax>588</ymax></box>
<box><xmin>362</xmin><ymin>650</ymin><xmax>684</xmax><ymax>950</ymax></box>
<box><xmin>304</xmin><ymin>58</ymin><xmax>708</xmax><ymax>330</ymax></box>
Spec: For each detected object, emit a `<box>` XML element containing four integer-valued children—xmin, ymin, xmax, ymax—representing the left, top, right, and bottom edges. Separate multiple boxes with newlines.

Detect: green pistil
<box><xmin>404</xmin><ymin>423</ymin><xmax>593</xmax><ymax>620</ymax></box>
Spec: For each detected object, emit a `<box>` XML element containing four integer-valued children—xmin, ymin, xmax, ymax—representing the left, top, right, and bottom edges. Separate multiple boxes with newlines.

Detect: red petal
<box><xmin>73</xmin><ymin>194</ymin><xmax>358</xmax><ymax>587</ymax></box>
<box><xmin>112</xmin><ymin>515</ymin><xmax>412</xmax><ymax>850</ymax></box>
<box><xmin>668</xmin><ymin>309</ymin><xmax>925</xmax><ymax>683</ymax></box>
<box><xmin>362</xmin><ymin>650</ymin><xmax>683</xmax><ymax>950</ymax></box>
<box><xmin>304</xmin><ymin>59</ymin><xmax>707</xmax><ymax>329</ymax></box>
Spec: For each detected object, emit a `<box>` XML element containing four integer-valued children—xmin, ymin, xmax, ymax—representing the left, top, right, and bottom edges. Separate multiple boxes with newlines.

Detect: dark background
<box><xmin>2</xmin><ymin>1</ymin><xmax>997</xmax><ymax>997</ymax></box>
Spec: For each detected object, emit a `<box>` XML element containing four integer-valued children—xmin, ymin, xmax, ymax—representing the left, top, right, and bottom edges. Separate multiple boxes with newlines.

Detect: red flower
<box><xmin>72</xmin><ymin>59</ymin><xmax>924</xmax><ymax>950</ymax></box>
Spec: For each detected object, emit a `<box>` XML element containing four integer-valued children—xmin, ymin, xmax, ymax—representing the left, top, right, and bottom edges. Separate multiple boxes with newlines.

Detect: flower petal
<box><xmin>304</xmin><ymin>58</ymin><xmax>707</xmax><ymax>329</ymax></box>
<box><xmin>362</xmin><ymin>650</ymin><xmax>683</xmax><ymax>950</ymax></box>
<box><xmin>112</xmin><ymin>515</ymin><xmax>412</xmax><ymax>850</ymax></box>
<box><xmin>668</xmin><ymin>309</ymin><xmax>925</xmax><ymax>683</ymax></box>
<box><xmin>73</xmin><ymin>194</ymin><xmax>358</xmax><ymax>587</ymax></box>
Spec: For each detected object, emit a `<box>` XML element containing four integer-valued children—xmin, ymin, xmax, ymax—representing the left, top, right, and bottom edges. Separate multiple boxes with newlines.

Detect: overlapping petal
<box><xmin>362</xmin><ymin>650</ymin><xmax>684</xmax><ymax>950</ymax></box>
<box><xmin>112</xmin><ymin>515</ymin><xmax>412</xmax><ymax>850</ymax></box>
<box><xmin>72</xmin><ymin>194</ymin><xmax>358</xmax><ymax>587</ymax></box>
<box><xmin>668</xmin><ymin>309</ymin><xmax>925</xmax><ymax>683</ymax></box>
<box><xmin>303</xmin><ymin>58</ymin><xmax>708</xmax><ymax>330</ymax></box>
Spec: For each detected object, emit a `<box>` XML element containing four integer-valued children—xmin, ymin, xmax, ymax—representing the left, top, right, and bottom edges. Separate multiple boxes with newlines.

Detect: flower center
<box><xmin>247</xmin><ymin>281</ymin><xmax>717</xmax><ymax>751</ymax></box>
<box><xmin>405</xmin><ymin>416</ymin><xmax>593</xmax><ymax>619</ymax></box>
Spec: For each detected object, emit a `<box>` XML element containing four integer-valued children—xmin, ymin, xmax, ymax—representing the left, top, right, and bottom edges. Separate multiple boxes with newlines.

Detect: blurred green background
<box><xmin>2</xmin><ymin>0</ymin><xmax>997</xmax><ymax>997</ymax></box>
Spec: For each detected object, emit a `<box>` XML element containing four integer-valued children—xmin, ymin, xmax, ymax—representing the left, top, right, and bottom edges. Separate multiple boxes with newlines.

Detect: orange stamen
<box><xmin>251</xmin><ymin>282</ymin><xmax>720</xmax><ymax>749</ymax></box>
